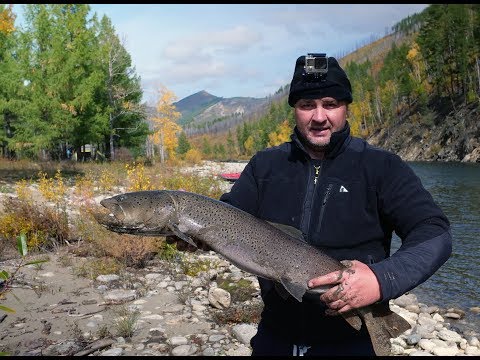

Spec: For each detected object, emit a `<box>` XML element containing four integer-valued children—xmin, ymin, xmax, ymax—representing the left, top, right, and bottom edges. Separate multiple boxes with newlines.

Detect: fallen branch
<box><xmin>73</xmin><ymin>339</ymin><xmax>115</xmax><ymax>356</ymax></box>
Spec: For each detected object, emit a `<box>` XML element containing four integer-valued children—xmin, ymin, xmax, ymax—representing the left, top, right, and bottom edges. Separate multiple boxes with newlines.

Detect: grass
<box><xmin>111</xmin><ymin>304</ymin><xmax>141</xmax><ymax>338</ymax></box>
<box><xmin>217</xmin><ymin>275</ymin><xmax>257</xmax><ymax>302</ymax></box>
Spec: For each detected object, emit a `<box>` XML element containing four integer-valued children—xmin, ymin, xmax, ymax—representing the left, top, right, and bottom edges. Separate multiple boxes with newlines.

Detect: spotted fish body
<box><xmin>98</xmin><ymin>190</ymin><xmax>411</xmax><ymax>356</ymax></box>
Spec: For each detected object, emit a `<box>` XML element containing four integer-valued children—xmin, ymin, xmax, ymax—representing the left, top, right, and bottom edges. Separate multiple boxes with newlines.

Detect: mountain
<box><xmin>174</xmin><ymin>90</ymin><xmax>272</xmax><ymax>136</ymax></box>
<box><xmin>173</xmin><ymin>90</ymin><xmax>222</xmax><ymax>127</ymax></box>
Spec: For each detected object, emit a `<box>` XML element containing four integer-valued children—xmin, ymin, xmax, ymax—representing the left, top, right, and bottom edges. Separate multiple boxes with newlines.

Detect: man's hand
<box><xmin>165</xmin><ymin>235</ymin><xmax>211</xmax><ymax>252</ymax></box>
<box><xmin>307</xmin><ymin>260</ymin><xmax>381</xmax><ymax>314</ymax></box>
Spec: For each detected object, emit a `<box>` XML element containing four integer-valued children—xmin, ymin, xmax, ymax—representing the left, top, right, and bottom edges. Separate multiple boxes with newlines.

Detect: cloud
<box><xmin>163</xmin><ymin>25</ymin><xmax>262</xmax><ymax>61</ymax></box>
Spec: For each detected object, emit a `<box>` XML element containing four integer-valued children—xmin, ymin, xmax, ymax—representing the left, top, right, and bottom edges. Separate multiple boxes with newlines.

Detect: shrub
<box><xmin>0</xmin><ymin>197</ymin><xmax>69</xmax><ymax>251</ymax></box>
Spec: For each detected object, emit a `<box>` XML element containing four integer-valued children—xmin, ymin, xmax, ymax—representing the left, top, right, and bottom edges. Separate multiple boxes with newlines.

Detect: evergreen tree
<box><xmin>176</xmin><ymin>131</ymin><xmax>191</xmax><ymax>155</ymax></box>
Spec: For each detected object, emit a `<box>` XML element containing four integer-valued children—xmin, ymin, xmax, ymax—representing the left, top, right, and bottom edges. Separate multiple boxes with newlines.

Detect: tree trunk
<box><xmin>109</xmin><ymin>113</ymin><xmax>115</xmax><ymax>161</ymax></box>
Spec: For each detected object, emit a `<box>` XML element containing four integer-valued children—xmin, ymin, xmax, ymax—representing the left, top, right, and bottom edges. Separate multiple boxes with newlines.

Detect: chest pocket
<box><xmin>310</xmin><ymin>180</ymin><xmax>379</xmax><ymax>248</ymax></box>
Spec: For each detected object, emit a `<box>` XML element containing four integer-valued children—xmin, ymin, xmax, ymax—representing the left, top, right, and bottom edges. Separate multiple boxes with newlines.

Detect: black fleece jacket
<box><xmin>219</xmin><ymin>122</ymin><xmax>452</xmax><ymax>342</ymax></box>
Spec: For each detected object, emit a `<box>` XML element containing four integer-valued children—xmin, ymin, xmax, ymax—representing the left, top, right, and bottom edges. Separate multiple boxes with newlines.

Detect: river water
<box><xmin>391</xmin><ymin>161</ymin><xmax>480</xmax><ymax>333</ymax></box>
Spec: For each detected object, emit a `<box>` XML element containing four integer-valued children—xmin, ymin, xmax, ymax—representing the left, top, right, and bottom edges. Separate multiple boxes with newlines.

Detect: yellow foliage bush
<box><xmin>98</xmin><ymin>168</ymin><xmax>117</xmax><ymax>192</ymax></box>
<box><xmin>184</xmin><ymin>148</ymin><xmax>202</xmax><ymax>164</ymax></box>
<box><xmin>0</xmin><ymin>197</ymin><xmax>69</xmax><ymax>251</ymax></box>
<box><xmin>37</xmin><ymin>169</ymin><xmax>67</xmax><ymax>205</ymax></box>
<box><xmin>73</xmin><ymin>170</ymin><xmax>95</xmax><ymax>200</ymax></box>
<box><xmin>15</xmin><ymin>179</ymin><xmax>33</xmax><ymax>203</ymax></box>
<box><xmin>125</xmin><ymin>162</ymin><xmax>153</xmax><ymax>191</ymax></box>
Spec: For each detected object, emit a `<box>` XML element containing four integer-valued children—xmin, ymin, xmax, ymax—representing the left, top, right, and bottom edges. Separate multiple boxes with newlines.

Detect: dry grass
<box><xmin>0</xmin><ymin>158</ymin><xmax>226</xmax><ymax>270</ymax></box>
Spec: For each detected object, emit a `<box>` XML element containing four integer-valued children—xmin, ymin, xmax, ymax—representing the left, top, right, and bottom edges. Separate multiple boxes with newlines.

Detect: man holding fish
<box><xmin>215</xmin><ymin>53</ymin><xmax>452</xmax><ymax>356</ymax></box>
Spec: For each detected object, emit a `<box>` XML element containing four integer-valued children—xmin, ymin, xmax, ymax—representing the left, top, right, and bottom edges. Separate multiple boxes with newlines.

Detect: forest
<box><xmin>1</xmin><ymin>4</ymin><xmax>479</xmax><ymax>162</ymax></box>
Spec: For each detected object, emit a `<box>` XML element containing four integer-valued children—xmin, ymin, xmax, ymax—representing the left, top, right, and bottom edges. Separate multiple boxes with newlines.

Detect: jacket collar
<box><xmin>291</xmin><ymin>121</ymin><xmax>351</xmax><ymax>160</ymax></box>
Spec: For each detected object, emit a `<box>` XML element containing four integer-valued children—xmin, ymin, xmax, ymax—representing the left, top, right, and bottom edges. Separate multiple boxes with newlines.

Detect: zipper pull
<box><xmin>313</xmin><ymin>165</ymin><xmax>321</xmax><ymax>185</ymax></box>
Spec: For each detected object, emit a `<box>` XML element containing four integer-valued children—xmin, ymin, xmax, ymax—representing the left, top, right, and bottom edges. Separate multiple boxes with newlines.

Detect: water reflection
<box><xmin>391</xmin><ymin>161</ymin><xmax>480</xmax><ymax>332</ymax></box>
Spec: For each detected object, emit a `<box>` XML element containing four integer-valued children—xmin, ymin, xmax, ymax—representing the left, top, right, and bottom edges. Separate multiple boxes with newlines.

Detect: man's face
<box><xmin>294</xmin><ymin>97</ymin><xmax>348</xmax><ymax>153</ymax></box>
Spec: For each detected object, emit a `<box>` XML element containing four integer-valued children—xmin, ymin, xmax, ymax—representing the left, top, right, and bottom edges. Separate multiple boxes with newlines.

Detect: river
<box><xmin>391</xmin><ymin>161</ymin><xmax>480</xmax><ymax>334</ymax></box>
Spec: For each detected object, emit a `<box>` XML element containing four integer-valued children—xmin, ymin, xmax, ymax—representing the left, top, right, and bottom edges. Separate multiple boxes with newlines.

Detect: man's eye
<box><xmin>323</xmin><ymin>102</ymin><xmax>338</xmax><ymax>108</ymax></box>
<box><xmin>300</xmin><ymin>103</ymin><xmax>315</xmax><ymax>108</ymax></box>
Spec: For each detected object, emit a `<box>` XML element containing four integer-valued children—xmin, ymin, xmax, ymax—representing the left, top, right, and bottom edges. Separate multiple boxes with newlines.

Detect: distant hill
<box><xmin>173</xmin><ymin>90</ymin><xmax>222</xmax><ymax>127</ymax></box>
<box><xmin>174</xmin><ymin>90</ymin><xmax>271</xmax><ymax>136</ymax></box>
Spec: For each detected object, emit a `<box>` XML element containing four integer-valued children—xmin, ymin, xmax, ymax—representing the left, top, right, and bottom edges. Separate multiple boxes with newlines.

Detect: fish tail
<box><xmin>359</xmin><ymin>303</ymin><xmax>411</xmax><ymax>356</ymax></box>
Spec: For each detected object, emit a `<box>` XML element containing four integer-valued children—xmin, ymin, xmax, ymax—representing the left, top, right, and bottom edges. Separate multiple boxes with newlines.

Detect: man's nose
<box><xmin>311</xmin><ymin>106</ymin><xmax>327</xmax><ymax>121</ymax></box>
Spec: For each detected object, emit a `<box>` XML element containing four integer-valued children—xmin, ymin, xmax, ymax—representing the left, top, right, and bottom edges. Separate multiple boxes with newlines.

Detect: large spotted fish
<box><xmin>96</xmin><ymin>190</ymin><xmax>410</xmax><ymax>356</ymax></box>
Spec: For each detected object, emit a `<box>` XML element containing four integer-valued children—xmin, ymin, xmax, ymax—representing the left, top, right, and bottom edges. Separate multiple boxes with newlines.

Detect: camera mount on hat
<box><xmin>303</xmin><ymin>53</ymin><xmax>328</xmax><ymax>82</ymax></box>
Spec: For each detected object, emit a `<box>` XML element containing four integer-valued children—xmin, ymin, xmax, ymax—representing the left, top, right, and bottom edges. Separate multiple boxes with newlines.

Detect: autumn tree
<box><xmin>150</xmin><ymin>86</ymin><xmax>181</xmax><ymax>163</ymax></box>
<box><xmin>267</xmin><ymin>119</ymin><xmax>292</xmax><ymax>147</ymax></box>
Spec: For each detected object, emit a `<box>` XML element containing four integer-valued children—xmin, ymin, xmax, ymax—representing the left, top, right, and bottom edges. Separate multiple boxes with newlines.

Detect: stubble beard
<box><xmin>298</xmin><ymin>130</ymin><xmax>330</xmax><ymax>154</ymax></box>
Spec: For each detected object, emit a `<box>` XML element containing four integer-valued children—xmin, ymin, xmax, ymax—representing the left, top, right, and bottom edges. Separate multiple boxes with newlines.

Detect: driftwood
<box><xmin>73</xmin><ymin>339</ymin><xmax>115</xmax><ymax>357</ymax></box>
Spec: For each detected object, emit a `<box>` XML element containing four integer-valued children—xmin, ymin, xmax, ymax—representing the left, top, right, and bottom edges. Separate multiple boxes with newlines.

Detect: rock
<box><xmin>231</xmin><ymin>324</ymin><xmax>257</xmax><ymax>345</ymax></box>
<box><xmin>393</xmin><ymin>293</ymin><xmax>418</xmax><ymax>308</ymax></box>
<box><xmin>438</xmin><ymin>328</ymin><xmax>463</xmax><ymax>343</ymax></box>
<box><xmin>103</xmin><ymin>289</ymin><xmax>136</xmax><ymax>303</ymax></box>
<box><xmin>408</xmin><ymin>350</ymin><xmax>434</xmax><ymax>356</ymax></box>
<box><xmin>171</xmin><ymin>344</ymin><xmax>198</xmax><ymax>356</ymax></box>
<box><xmin>444</xmin><ymin>312</ymin><xmax>461</xmax><ymax>319</ymax></box>
<box><xmin>100</xmin><ymin>348</ymin><xmax>123</xmax><ymax>356</ymax></box>
<box><xmin>167</xmin><ymin>336</ymin><xmax>188</xmax><ymax>346</ymax></box>
<box><xmin>432</xmin><ymin>346</ymin><xmax>459</xmax><ymax>356</ymax></box>
<box><xmin>465</xmin><ymin>346</ymin><xmax>480</xmax><ymax>356</ymax></box>
<box><xmin>208</xmin><ymin>287</ymin><xmax>231</xmax><ymax>309</ymax></box>
<box><xmin>96</xmin><ymin>274</ymin><xmax>120</xmax><ymax>282</ymax></box>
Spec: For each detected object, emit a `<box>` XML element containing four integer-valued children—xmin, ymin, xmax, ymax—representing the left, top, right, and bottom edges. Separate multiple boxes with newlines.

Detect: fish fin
<box><xmin>305</xmin><ymin>285</ymin><xmax>331</xmax><ymax>295</ymax></box>
<box><xmin>167</xmin><ymin>224</ymin><xmax>197</xmax><ymax>248</ymax></box>
<box><xmin>274</xmin><ymin>281</ymin><xmax>291</xmax><ymax>300</ymax></box>
<box><xmin>195</xmin><ymin>225</ymin><xmax>222</xmax><ymax>237</ymax></box>
<box><xmin>357</xmin><ymin>303</ymin><xmax>411</xmax><ymax>356</ymax></box>
<box><xmin>267</xmin><ymin>222</ymin><xmax>305</xmax><ymax>241</ymax></box>
<box><xmin>279</xmin><ymin>277</ymin><xmax>306</xmax><ymax>302</ymax></box>
<box><xmin>341</xmin><ymin>311</ymin><xmax>363</xmax><ymax>331</ymax></box>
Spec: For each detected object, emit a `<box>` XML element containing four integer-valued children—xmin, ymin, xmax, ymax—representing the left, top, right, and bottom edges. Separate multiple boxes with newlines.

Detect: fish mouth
<box><xmin>93</xmin><ymin>198</ymin><xmax>128</xmax><ymax>230</ymax></box>
<box><xmin>100</xmin><ymin>198</ymin><xmax>126</xmax><ymax>221</ymax></box>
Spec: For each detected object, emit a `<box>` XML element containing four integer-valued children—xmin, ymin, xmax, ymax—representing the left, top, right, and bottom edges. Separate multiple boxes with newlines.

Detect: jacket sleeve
<box><xmin>219</xmin><ymin>155</ymin><xmax>260</xmax><ymax>216</ymax></box>
<box><xmin>368</xmin><ymin>154</ymin><xmax>452</xmax><ymax>301</ymax></box>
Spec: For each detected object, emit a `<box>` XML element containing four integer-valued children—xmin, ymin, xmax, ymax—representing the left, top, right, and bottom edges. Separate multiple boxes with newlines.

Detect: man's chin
<box><xmin>307</xmin><ymin>141</ymin><xmax>329</xmax><ymax>152</ymax></box>
<box><xmin>307</xmin><ymin>136</ymin><xmax>330</xmax><ymax>149</ymax></box>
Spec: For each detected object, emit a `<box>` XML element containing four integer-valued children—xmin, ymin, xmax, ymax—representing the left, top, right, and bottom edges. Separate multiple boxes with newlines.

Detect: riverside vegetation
<box><xmin>0</xmin><ymin>158</ymin><xmax>479</xmax><ymax>356</ymax></box>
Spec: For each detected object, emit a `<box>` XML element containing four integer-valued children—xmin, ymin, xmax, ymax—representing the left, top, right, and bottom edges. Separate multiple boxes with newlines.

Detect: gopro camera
<box><xmin>304</xmin><ymin>53</ymin><xmax>328</xmax><ymax>81</ymax></box>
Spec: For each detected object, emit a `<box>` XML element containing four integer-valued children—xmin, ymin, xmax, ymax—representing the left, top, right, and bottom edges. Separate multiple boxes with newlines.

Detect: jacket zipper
<box><xmin>303</xmin><ymin>162</ymin><xmax>322</xmax><ymax>240</ymax></box>
<box><xmin>316</xmin><ymin>183</ymin><xmax>333</xmax><ymax>233</ymax></box>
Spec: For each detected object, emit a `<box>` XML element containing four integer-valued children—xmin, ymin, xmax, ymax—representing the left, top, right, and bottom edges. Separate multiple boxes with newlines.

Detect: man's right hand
<box><xmin>165</xmin><ymin>235</ymin><xmax>211</xmax><ymax>252</ymax></box>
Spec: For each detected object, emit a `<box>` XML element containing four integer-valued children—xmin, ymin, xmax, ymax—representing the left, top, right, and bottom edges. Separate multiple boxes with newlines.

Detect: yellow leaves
<box><xmin>0</xmin><ymin>5</ymin><xmax>15</xmax><ymax>35</ymax></box>
<box><xmin>244</xmin><ymin>135</ymin><xmax>254</xmax><ymax>156</ymax></box>
<box><xmin>407</xmin><ymin>47</ymin><xmax>419</xmax><ymax>61</ymax></box>
<box><xmin>38</xmin><ymin>170</ymin><xmax>67</xmax><ymax>204</ymax></box>
<box><xmin>151</xmin><ymin>85</ymin><xmax>182</xmax><ymax>161</ymax></box>
<box><xmin>267</xmin><ymin>119</ymin><xmax>292</xmax><ymax>147</ymax></box>
<box><xmin>185</xmin><ymin>148</ymin><xmax>202</xmax><ymax>164</ymax></box>
<box><xmin>125</xmin><ymin>162</ymin><xmax>153</xmax><ymax>191</ymax></box>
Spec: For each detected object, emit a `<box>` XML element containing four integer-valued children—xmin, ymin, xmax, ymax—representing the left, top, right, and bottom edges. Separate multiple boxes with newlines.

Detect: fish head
<box><xmin>96</xmin><ymin>190</ymin><xmax>174</xmax><ymax>235</ymax></box>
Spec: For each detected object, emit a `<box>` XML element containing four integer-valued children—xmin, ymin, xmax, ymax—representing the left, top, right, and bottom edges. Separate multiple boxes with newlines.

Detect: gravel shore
<box><xmin>1</xmin><ymin>160</ymin><xmax>478</xmax><ymax>356</ymax></box>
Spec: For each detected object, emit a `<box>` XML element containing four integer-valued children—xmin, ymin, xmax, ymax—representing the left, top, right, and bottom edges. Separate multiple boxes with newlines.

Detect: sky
<box><xmin>12</xmin><ymin>4</ymin><xmax>429</xmax><ymax>106</ymax></box>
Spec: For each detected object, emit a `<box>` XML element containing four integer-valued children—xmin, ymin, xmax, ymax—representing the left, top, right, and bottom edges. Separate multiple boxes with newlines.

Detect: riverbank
<box><xmin>1</xmin><ymin>247</ymin><xmax>479</xmax><ymax>356</ymax></box>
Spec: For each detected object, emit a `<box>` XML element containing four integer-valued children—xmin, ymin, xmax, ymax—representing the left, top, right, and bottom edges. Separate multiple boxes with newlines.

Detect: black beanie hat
<box><xmin>288</xmin><ymin>55</ymin><xmax>353</xmax><ymax>107</ymax></box>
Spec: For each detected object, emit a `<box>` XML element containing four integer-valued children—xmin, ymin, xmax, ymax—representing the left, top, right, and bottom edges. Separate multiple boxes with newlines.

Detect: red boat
<box><xmin>218</xmin><ymin>172</ymin><xmax>241</xmax><ymax>182</ymax></box>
